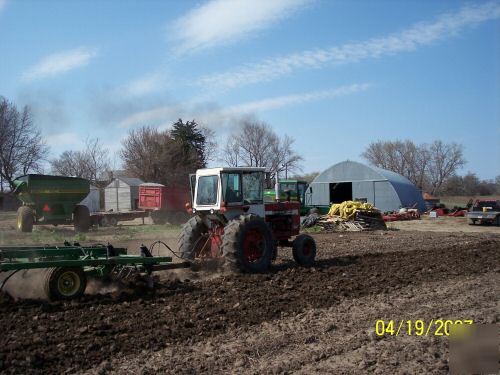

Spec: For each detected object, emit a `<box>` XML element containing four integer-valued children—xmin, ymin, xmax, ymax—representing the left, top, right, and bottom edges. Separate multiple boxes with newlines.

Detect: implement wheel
<box><xmin>178</xmin><ymin>216</ymin><xmax>208</xmax><ymax>260</ymax></box>
<box><xmin>222</xmin><ymin>214</ymin><xmax>274</xmax><ymax>273</ymax></box>
<box><xmin>292</xmin><ymin>234</ymin><xmax>317</xmax><ymax>267</ymax></box>
<box><xmin>74</xmin><ymin>205</ymin><xmax>90</xmax><ymax>232</ymax></box>
<box><xmin>17</xmin><ymin>206</ymin><xmax>34</xmax><ymax>232</ymax></box>
<box><xmin>45</xmin><ymin>267</ymin><xmax>87</xmax><ymax>301</ymax></box>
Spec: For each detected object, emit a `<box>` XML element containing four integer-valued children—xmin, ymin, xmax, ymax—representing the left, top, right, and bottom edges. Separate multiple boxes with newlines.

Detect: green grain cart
<box><xmin>13</xmin><ymin>174</ymin><xmax>91</xmax><ymax>233</ymax></box>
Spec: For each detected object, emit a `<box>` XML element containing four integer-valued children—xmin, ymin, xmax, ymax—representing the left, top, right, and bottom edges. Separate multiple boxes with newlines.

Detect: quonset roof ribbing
<box><xmin>311</xmin><ymin>160</ymin><xmax>426</xmax><ymax>212</ymax></box>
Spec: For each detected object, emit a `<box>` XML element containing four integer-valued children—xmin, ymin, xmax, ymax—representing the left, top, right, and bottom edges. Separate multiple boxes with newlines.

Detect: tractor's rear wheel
<box><xmin>222</xmin><ymin>214</ymin><xmax>274</xmax><ymax>273</ymax></box>
<box><xmin>17</xmin><ymin>206</ymin><xmax>34</xmax><ymax>232</ymax></box>
<box><xmin>292</xmin><ymin>234</ymin><xmax>317</xmax><ymax>267</ymax></box>
<box><xmin>74</xmin><ymin>205</ymin><xmax>90</xmax><ymax>232</ymax></box>
<box><xmin>178</xmin><ymin>216</ymin><xmax>208</xmax><ymax>260</ymax></box>
<box><xmin>44</xmin><ymin>267</ymin><xmax>87</xmax><ymax>301</ymax></box>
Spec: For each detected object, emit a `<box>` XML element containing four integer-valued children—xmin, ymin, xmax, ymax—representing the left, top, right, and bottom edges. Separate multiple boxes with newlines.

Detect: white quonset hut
<box><xmin>308</xmin><ymin>161</ymin><xmax>426</xmax><ymax>213</ymax></box>
<box><xmin>104</xmin><ymin>177</ymin><xmax>144</xmax><ymax>212</ymax></box>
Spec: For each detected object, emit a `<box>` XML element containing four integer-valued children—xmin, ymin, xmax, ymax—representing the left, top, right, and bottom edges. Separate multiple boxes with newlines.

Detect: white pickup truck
<box><xmin>467</xmin><ymin>199</ymin><xmax>500</xmax><ymax>226</ymax></box>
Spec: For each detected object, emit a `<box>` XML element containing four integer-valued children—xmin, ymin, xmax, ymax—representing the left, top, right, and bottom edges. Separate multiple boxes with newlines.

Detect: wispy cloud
<box><xmin>170</xmin><ymin>0</ymin><xmax>310</xmax><ymax>55</ymax></box>
<box><xmin>22</xmin><ymin>47</ymin><xmax>98</xmax><ymax>82</ymax></box>
<box><xmin>123</xmin><ymin>73</ymin><xmax>167</xmax><ymax>96</ymax></box>
<box><xmin>45</xmin><ymin>132</ymin><xmax>79</xmax><ymax>147</ymax></box>
<box><xmin>226</xmin><ymin>83</ymin><xmax>370</xmax><ymax>113</ymax></box>
<box><xmin>197</xmin><ymin>1</ymin><xmax>500</xmax><ymax>90</ymax></box>
<box><xmin>118</xmin><ymin>83</ymin><xmax>369</xmax><ymax>128</ymax></box>
<box><xmin>0</xmin><ymin>0</ymin><xmax>7</xmax><ymax>12</ymax></box>
<box><xmin>119</xmin><ymin>105</ymin><xmax>179</xmax><ymax>128</ymax></box>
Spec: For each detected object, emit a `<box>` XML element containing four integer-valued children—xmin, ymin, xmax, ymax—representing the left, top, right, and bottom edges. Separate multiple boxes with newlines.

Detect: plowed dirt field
<box><xmin>1</xmin><ymin>230</ymin><xmax>499</xmax><ymax>374</ymax></box>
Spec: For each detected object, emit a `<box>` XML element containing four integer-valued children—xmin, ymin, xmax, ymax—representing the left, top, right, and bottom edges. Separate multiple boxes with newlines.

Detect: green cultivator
<box><xmin>0</xmin><ymin>242</ymin><xmax>189</xmax><ymax>300</ymax></box>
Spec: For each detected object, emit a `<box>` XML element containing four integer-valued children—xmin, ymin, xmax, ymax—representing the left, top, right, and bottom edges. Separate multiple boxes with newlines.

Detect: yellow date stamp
<box><xmin>374</xmin><ymin>319</ymin><xmax>474</xmax><ymax>337</ymax></box>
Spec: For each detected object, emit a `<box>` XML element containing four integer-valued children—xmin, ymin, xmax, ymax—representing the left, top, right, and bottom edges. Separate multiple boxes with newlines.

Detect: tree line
<box><xmin>1</xmin><ymin>96</ymin><xmax>498</xmax><ymax>196</ymax></box>
<box><xmin>361</xmin><ymin>140</ymin><xmax>499</xmax><ymax>196</ymax></box>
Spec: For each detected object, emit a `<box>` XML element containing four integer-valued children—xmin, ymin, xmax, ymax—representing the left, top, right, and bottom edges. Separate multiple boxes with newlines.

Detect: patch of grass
<box><xmin>0</xmin><ymin>212</ymin><xmax>16</xmax><ymax>222</ymax></box>
<box><xmin>302</xmin><ymin>225</ymin><xmax>323</xmax><ymax>233</ymax></box>
<box><xmin>112</xmin><ymin>224</ymin><xmax>181</xmax><ymax>240</ymax></box>
<box><xmin>74</xmin><ymin>233</ymin><xmax>87</xmax><ymax>242</ymax></box>
<box><xmin>29</xmin><ymin>229</ymin><xmax>66</xmax><ymax>244</ymax></box>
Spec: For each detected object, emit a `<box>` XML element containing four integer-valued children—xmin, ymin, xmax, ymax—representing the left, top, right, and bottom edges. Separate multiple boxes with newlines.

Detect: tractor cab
<box><xmin>278</xmin><ymin>180</ymin><xmax>308</xmax><ymax>204</ymax></box>
<box><xmin>264</xmin><ymin>179</ymin><xmax>310</xmax><ymax>215</ymax></box>
<box><xmin>191</xmin><ymin>167</ymin><xmax>267</xmax><ymax>220</ymax></box>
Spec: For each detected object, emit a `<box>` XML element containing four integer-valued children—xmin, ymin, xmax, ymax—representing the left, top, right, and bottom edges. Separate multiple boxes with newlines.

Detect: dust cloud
<box><xmin>0</xmin><ymin>269</ymin><xmax>47</xmax><ymax>300</ymax></box>
<box><xmin>85</xmin><ymin>278</ymin><xmax>121</xmax><ymax>295</ymax></box>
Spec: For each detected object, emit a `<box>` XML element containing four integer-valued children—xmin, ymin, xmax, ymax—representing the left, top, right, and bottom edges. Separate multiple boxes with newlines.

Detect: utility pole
<box><xmin>282</xmin><ymin>163</ymin><xmax>288</xmax><ymax>179</ymax></box>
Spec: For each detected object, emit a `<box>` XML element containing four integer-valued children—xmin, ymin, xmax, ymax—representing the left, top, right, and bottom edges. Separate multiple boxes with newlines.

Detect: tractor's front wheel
<box><xmin>178</xmin><ymin>216</ymin><xmax>208</xmax><ymax>260</ymax></box>
<box><xmin>292</xmin><ymin>234</ymin><xmax>317</xmax><ymax>267</ymax></box>
<box><xmin>222</xmin><ymin>214</ymin><xmax>274</xmax><ymax>273</ymax></box>
<box><xmin>17</xmin><ymin>206</ymin><xmax>34</xmax><ymax>232</ymax></box>
<box><xmin>74</xmin><ymin>205</ymin><xmax>90</xmax><ymax>232</ymax></box>
<box><xmin>44</xmin><ymin>267</ymin><xmax>87</xmax><ymax>301</ymax></box>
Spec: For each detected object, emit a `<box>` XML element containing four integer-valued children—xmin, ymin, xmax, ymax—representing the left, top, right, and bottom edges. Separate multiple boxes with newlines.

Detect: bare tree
<box><xmin>50</xmin><ymin>137</ymin><xmax>110</xmax><ymax>183</ymax></box>
<box><xmin>201</xmin><ymin>127</ymin><xmax>217</xmax><ymax>164</ymax></box>
<box><xmin>222</xmin><ymin>137</ymin><xmax>241</xmax><ymax>167</ymax></box>
<box><xmin>120</xmin><ymin>127</ymin><xmax>169</xmax><ymax>183</ymax></box>
<box><xmin>222</xmin><ymin>120</ymin><xmax>303</xmax><ymax>179</ymax></box>
<box><xmin>50</xmin><ymin>150</ymin><xmax>88</xmax><ymax>178</ymax></box>
<box><xmin>426</xmin><ymin>140</ymin><xmax>466</xmax><ymax>195</ymax></box>
<box><xmin>0</xmin><ymin>97</ymin><xmax>49</xmax><ymax>191</ymax></box>
<box><xmin>362</xmin><ymin>139</ymin><xmax>465</xmax><ymax>194</ymax></box>
<box><xmin>120</xmin><ymin>120</ymin><xmax>212</xmax><ymax>186</ymax></box>
<box><xmin>441</xmin><ymin>172</ymin><xmax>499</xmax><ymax>196</ymax></box>
<box><xmin>270</xmin><ymin>135</ymin><xmax>303</xmax><ymax>179</ymax></box>
<box><xmin>361</xmin><ymin>140</ymin><xmax>428</xmax><ymax>188</ymax></box>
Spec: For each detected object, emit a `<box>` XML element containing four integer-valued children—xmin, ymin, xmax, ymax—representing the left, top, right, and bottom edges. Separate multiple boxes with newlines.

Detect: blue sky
<box><xmin>0</xmin><ymin>0</ymin><xmax>499</xmax><ymax>179</ymax></box>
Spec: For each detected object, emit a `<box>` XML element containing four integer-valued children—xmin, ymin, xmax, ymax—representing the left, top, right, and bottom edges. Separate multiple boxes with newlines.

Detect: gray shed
<box><xmin>308</xmin><ymin>161</ymin><xmax>426</xmax><ymax>213</ymax></box>
<box><xmin>104</xmin><ymin>177</ymin><xmax>144</xmax><ymax>212</ymax></box>
<box><xmin>80</xmin><ymin>184</ymin><xmax>100</xmax><ymax>213</ymax></box>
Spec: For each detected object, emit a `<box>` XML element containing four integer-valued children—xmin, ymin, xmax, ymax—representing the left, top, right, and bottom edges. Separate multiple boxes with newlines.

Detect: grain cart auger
<box><xmin>178</xmin><ymin>167</ymin><xmax>317</xmax><ymax>272</ymax></box>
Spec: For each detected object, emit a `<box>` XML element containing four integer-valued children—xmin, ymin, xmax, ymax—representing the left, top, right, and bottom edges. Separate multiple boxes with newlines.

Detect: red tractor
<box><xmin>178</xmin><ymin>167</ymin><xmax>316</xmax><ymax>272</ymax></box>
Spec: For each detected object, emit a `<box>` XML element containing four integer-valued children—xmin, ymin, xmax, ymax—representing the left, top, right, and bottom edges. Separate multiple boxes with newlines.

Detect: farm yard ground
<box><xmin>0</xmin><ymin>212</ymin><xmax>499</xmax><ymax>374</ymax></box>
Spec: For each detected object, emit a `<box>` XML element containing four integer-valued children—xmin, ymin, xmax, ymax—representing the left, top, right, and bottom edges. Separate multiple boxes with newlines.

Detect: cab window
<box><xmin>196</xmin><ymin>175</ymin><xmax>218</xmax><ymax>205</ymax></box>
<box><xmin>222</xmin><ymin>173</ymin><xmax>242</xmax><ymax>203</ymax></box>
<box><xmin>242</xmin><ymin>172</ymin><xmax>263</xmax><ymax>203</ymax></box>
<box><xmin>297</xmin><ymin>183</ymin><xmax>306</xmax><ymax>203</ymax></box>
